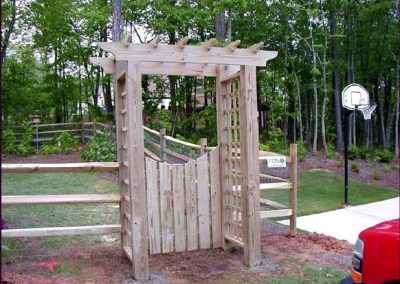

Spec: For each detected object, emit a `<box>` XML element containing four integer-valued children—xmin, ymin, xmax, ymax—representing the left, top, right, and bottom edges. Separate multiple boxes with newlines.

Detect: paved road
<box><xmin>280</xmin><ymin>197</ymin><xmax>400</xmax><ymax>244</ymax></box>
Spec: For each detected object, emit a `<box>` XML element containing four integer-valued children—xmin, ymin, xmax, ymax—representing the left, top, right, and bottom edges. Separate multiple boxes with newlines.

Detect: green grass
<box><xmin>255</xmin><ymin>265</ymin><xmax>346</xmax><ymax>283</ymax></box>
<box><xmin>1</xmin><ymin>173</ymin><xmax>120</xmax><ymax>250</ymax></box>
<box><xmin>261</xmin><ymin>170</ymin><xmax>398</xmax><ymax>216</ymax></box>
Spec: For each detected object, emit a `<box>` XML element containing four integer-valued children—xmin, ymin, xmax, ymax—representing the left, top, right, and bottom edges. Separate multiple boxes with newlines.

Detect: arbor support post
<box><xmin>239</xmin><ymin>65</ymin><xmax>261</xmax><ymax>267</ymax></box>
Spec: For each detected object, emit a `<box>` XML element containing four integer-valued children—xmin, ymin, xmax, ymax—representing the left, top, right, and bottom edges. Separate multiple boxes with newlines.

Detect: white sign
<box><xmin>266</xmin><ymin>156</ymin><xmax>286</xmax><ymax>168</ymax></box>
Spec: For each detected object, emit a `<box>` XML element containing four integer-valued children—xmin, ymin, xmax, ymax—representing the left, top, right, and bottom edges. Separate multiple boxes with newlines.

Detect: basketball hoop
<box><xmin>359</xmin><ymin>104</ymin><xmax>377</xmax><ymax>120</ymax></box>
<box><xmin>341</xmin><ymin>83</ymin><xmax>374</xmax><ymax>207</ymax></box>
<box><xmin>342</xmin><ymin>84</ymin><xmax>370</xmax><ymax>111</ymax></box>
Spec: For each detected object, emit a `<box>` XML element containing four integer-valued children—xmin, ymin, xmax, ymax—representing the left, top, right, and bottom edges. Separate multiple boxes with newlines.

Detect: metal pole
<box><xmin>344</xmin><ymin>110</ymin><xmax>350</xmax><ymax>206</ymax></box>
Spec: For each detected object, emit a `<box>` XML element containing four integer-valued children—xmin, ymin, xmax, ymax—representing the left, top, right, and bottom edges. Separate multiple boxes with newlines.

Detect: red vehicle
<box><xmin>343</xmin><ymin>219</ymin><xmax>400</xmax><ymax>284</ymax></box>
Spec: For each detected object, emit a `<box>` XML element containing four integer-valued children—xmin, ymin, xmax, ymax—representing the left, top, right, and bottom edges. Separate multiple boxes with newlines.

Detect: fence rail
<box><xmin>1</xmin><ymin>162</ymin><xmax>121</xmax><ymax>239</ymax></box>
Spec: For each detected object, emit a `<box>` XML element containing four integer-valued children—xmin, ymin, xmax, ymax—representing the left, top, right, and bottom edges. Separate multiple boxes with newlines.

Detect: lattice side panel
<box><xmin>116</xmin><ymin>73</ymin><xmax>133</xmax><ymax>258</ymax></box>
<box><xmin>221</xmin><ymin>77</ymin><xmax>244</xmax><ymax>245</ymax></box>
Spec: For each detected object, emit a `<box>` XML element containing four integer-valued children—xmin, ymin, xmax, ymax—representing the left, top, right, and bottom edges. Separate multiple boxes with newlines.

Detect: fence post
<box><xmin>81</xmin><ymin>120</ymin><xmax>85</xmax><ymax>144</ymax></box>
<box><xmin>289</xmin><ymin>144</ymin><xmax>298</xmax><ymax>233</ymax></box>
<box><xmin>200</xmin><ymin>138</ymin><xmax>207</xmax><ymax>156</ymax></box>
<box><xmin>93</xmin><ymin>119</ymin><xmax>97</xmax><ymax>139</ymax></box>
<box><xmin>160</xmin><ymin>128</ymin><xmax>167</xmax><ymax>162</ymax></box>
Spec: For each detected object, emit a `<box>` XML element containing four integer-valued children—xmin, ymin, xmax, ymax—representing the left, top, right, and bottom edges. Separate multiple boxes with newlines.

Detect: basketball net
<box><xmin>358</xmin><ymin>104</ymin><xmax>377</xmax><ymax>120</ymax></box>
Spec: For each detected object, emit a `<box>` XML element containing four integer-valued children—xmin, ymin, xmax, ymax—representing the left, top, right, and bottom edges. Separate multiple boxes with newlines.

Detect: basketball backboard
<box><xmin>342</xmin><ymin>84</ymin><xmax>370</xmax><ymax>110</ymax></box>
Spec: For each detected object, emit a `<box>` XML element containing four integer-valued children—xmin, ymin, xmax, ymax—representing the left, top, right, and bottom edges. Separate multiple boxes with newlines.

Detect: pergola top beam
<box><xmin>97</xmin><ymin>42</ymin><xmax>278</xmax><ymax>67</ymax></box>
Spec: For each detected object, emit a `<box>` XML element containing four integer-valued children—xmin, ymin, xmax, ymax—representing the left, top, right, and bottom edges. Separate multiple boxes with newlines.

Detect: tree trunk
<box><xmin>1</xmin><ymin>0</ymin><xmax>17</xmax><ymax>66</ymax></box>
<box><xmin>321</xmin><ymin>26</ymin><xmax>328</xmax><ymax>154</ymax></box>
<box><xmin>330</xmin><ymin>5</ymin><xmax>343</xmax><ymax>152</ymax></box>
<box><xmin>215</xmin><ymin>10</ymin><xmax>225</xmax><ymax>41</ymax></box>
<box><xmin>226</xmin><ymin>8</ymin><xmax>232</xmax><ymax>42</ymax></box>
<box><xmin>112</xmin><ymin>0</ymin><xmax>124</xmax><ymax>41</ymax></box>
<box><xmin>375</xmin><ymin>79</ymin><xmax>387</xmax><ymax>149</ymax></box>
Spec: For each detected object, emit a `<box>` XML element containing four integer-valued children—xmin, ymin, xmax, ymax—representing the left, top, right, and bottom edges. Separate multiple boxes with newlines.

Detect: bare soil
<box><xmin>299</xmin><ymin>153</ymin><xmax>399</xmax><ymax>190</ymax></box>
<box><xmin>2</xmin><ymin>221</ymin><xmax>353</xmax><ymax>284</ymax></box>
<box><xmin>3</xmin><ymin>151</ymin><xmax>396</xmax><ymax>283</ymax></box>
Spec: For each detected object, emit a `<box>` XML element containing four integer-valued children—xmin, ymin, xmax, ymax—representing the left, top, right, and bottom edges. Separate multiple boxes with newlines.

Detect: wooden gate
<box><xmin>145</xmin><ymin>148</ymin><xmax>221</xmax><ymax>254</ymax></box>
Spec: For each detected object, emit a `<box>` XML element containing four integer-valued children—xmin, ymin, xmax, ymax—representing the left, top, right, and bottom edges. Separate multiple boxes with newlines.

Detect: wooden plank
<box><xmin>239</xmin><ymin>65</ymin><xmax>261</xmax><ymax>267</ymax></box>
<box><xmin>184</xmin><ymin>161</ymin><xmax>198</xmax><ymax>251</ymax></box>
<box><xmin>290</xmin><ymin>144</ymin><xmax>298</xmax><ymax>233</ymax></box>
<box><xmin>90</xmin><ymin>57</ymin><xmax>115</xmax><ymax>74</ymax></box>
<box><xmin>220</xmin><ymin>71</ymin><xmax>240</xmax><ymax>83</ymax></box>
<box><xmin>260</xmin><ymin>182</ymin><xmax>292</xmax><ymax>190</ymax></box>
<box><xmin>160</xmin><ymin>163</ymin><xmax>174</xmax><ymax>253</ymax></box>
<box><xmin>259</xmin><ymin>209</ymin><xmax>293</xmax><ymax>219</ymax></box>
<box><xmin>172</xmin><ymin>165</ymin><xmax>186</xmax><ymax>252</ymax></box>
<box><xmin>259</xmin><ymin>198</ymin><xmax>287</xmax><ymax>210</ymax></box>
<box><xmin>97</xmin><ymin>42</ymin><xmax>278</xmax><ymax>66</ymax></box>
<box><xmin>2</xmin><ymin>224</ymin><xmax>121</xmax><ymax>238</ymax></box>
<box><xmin>144</xmin><ymin>148</ymin><xmax>161</xmax><ymax>162</ymax></box>
<box><xmin>36</xmin><ymin>122</ymin><xmax>81</xmax><ymax>128</ymax></box>
<box><xmin>146</xmin><ymin>158</ymin><xmax>161</xmax><ymax>254</ymax></box>
<box><xmin>2</xmin><ymin>162</ymin><xmax>119</xmax><ymax>173</ymax></box>
<box><xmin>209</xmin><ymin>148</ymin><xmax>222</xmax><ymax>248</ymax></box>
<box><xmin>164</xmin><ymin>148</ymin><xmax>194</xmax><ymax>162</ymax></box>
<box><xmin>224</xmin><ymin>235</ymin><xmax>244</xmax><ymax>247</ymax></box>
<box><xmin>2</xmin><ymin>194</ymin><xmax>121</xmax><ymax>205</ymax></box>
<box><xmin>123</xmin><ymin>246</ymin><xmax>133</xmax><ymax>262</ymax></box>
<box><xmin>140</xmin><ymin>62</ymin><xmax>218</xmax><ymax>77</ymax></box>
<box><xmin>126</xmin><ymin>62</ymin><xmax>149</xmax><ymax>280</ymax></box>
<box><xmin>197</xmin><ymin>155</ymin><xmax>211</xmax><ymax>249</ymax></box>
<box><xmin>38</xmin><ymin>129</ymin><xmax>81</xmax><ymax>135</ymax></box>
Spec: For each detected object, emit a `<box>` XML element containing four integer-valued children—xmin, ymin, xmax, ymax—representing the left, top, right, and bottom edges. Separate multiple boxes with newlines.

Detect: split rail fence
<box><xmin>2</xmin><ymin>126</ymin><xmax>297</xmax><ymax>245</ymax></box>
<box><xmin>1</xmin><ymin>162</ymin><xmax>120</xmax><ymax>238</ymax></box>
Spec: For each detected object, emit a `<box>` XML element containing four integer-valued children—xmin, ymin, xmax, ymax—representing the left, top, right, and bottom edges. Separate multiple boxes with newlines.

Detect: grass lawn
<box><xmin>1</xmin><ymin>173</ymin><xmax>120</xmax><ymax>250</ymax></box>
<box><xmin>261</xmin><ymin>170</ymin><xmax>398</xmax><ymax>216</ymax></box>
<box><xmin>253</xmin><ymin>265</ymin><xmax>346</xmax><ymax>284</ymax></box>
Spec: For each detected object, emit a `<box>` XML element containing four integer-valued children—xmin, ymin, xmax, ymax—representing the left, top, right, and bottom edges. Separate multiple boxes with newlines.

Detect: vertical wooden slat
<box><xmin>209</xmin><ymin>148</ymin><xmax>222</xmax><ymax>248</ymax></box>
<box><xmin>216</xmin><ymin>65</ymin><xmax>231</xmax><ymax>249</ymax></box>
<box><xmin>146</xmin><ymin>158</ymin><xmax>161</xmax><ymax>254</ymax></box>
<box><xmin>290</xmin><ymin>144</ymin><xmax>298</xmax><ymax>233</ymax></box>
<box><xmin>172</xmin><ymin>164</ymin><xmax>186</xmax><ymax>252</ymax></box>
<box><xmin>126</xmin><ymin>61</ymin><xmax>149</xmax><ymax>280</ymax></box>
<box><xmin>185</xmin><ymin>161</ymin><xmax>198</xmax><ymax>251</ymax></box>
<box><xmin>239</xmin><ymin>65</ymin><xmax>261</xmax><ymax>267</ymax></box>
<box><xmin>197</xmin><ymin>155</ymin><xmax>211</xmax><ymax>249</ymax></box>
<box><xmin>160</xmin><ymin>163</ymin><xmax>174</xmax><ymax>253</ymax></box>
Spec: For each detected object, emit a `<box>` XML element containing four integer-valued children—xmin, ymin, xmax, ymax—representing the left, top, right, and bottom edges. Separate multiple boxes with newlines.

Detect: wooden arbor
<box><xmin>91</xmin><ymin>37</ymin><xmax>277</xmax><ymax>280</ymax></box>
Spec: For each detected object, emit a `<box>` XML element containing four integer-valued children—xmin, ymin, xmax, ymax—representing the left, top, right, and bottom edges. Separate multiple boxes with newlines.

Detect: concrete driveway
<box><xmin>280</xmin><ymin>197</ymin><xmax>400</xmax><ymax>244</ymax></box>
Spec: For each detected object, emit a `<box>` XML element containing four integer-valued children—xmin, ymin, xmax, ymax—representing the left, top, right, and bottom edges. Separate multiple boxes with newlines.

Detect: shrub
<box><xmin>40</xmin><ymin>143</ymin><xmax>59</xmax><ymax>155</ymax></box>
<box><xmin>373</xmin><ymin>171</ymin><xmax>382</xmax><ymax>180</ymax></box>
<box><xmin>2</xmin><ymin>129</ymin><xmax>16</xmax><ymax>155</ymax></box>
<box><xmin>296</xmin><ymin>142</ymin><xmax>307</xmax><ymax>161</ymax></box>
<box><xmin>55</xmin><ymin>132</ymin><xmax>78</xmax><ymax>153</ymax></box>
<box><xmin>15</xmin><ymin>121</ymin><xmax>35</xmax><ymax>156</ymax></box>
<box><xmin>351</xmin><ymin>163</ymin><xmax>361</xmax><ymax>173</ymax></box>
<box><xmin>80</xmin><ymin>129</ymin><xmax>117</xmax><ymax>162</ymax></box>
<box><xmin>382</xmin><ymin>163</ymin><xmax>391</xmax><ymax>172</ymax></box>
<box><xmin>358</xmin><ymin>147</ymin><xmax>373</xmax><ymax>160</ymax></box>
<box><xmin>374</xmin><ymin>149</ymin><xmax>394</xmax><ymax>163</ymax></box>
<box><xmin>347</xmin><ymin>146</ymin><xmax>359</xmax><ymax>160</ymax></box>
<box><xmin>327</xmin><ymin>144</ymin><xmax>339</xmax><ymax>159</ymax></box>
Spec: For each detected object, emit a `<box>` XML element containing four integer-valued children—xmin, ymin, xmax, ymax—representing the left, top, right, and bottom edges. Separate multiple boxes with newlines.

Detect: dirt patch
<box><xmin>299</xmin><ymin>153</ymin><xmax>399</xmax><ymax>190</ymax></box>
<box><xmin>2</xmin><ymin>221</ymin><xmax>352</xmax><ymax>283</ymax></box>
<box><xmin>2</xmin><ymin>152</ymin><xmax>83</xmax><ymax>164</ymax></box>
